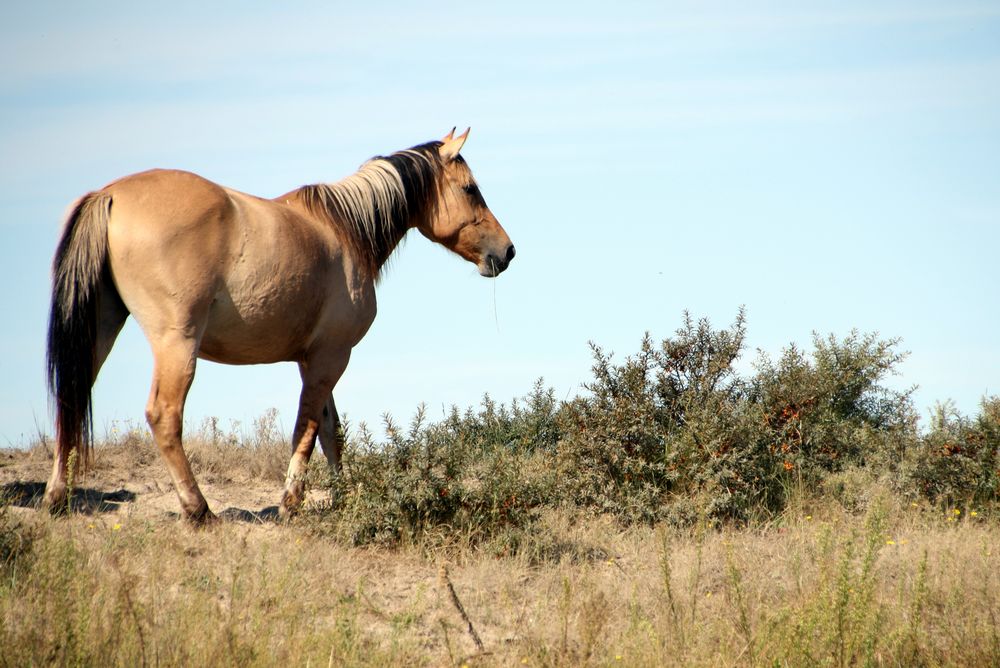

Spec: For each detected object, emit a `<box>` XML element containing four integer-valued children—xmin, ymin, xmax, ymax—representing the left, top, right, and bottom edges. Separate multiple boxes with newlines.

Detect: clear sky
<box><xmin>1</xmin><ymin>1</ymin><xmax>998</xmax><ymax>445</ymax></box>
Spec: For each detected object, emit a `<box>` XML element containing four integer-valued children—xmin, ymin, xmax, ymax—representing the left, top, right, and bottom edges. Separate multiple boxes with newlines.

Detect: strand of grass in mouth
<box><xmin>491</xmin><ymin>257</ymin><xmax>500</xmax><ymax>333</ymax></box>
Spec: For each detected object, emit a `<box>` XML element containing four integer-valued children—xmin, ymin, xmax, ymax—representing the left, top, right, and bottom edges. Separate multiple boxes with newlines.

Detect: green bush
<box><xmin>308</xmin><ymin>404</ymin><xmax>556</xmax><ymax>550</ymax></box>
<box><xmin>435</xmin><ymin>379</ymin><xmax>563</xmax><ymax>454</ymax></box>
<box><xmin>556</xmin><ymin>311</ymin><xmax>918</xmax><ymax>524</ymax></box>
<box><xmin>556</xmin><ymin>310</ymin><xmax>781</xmax><ymax>524</ymax></box>
<box><xmin>901</xmin><ymin>398</ymin><xmax>1000</xmax><ymax>507</ymax></box>
<box><xmin>303</xmin><ymin>309</ymin><xmax>997</xmax><ymax>539</ymax></box>
<box><xmin>754</xmin><ymin>331</ymin><xmax>915</xmax><ymax>477</ymax></box>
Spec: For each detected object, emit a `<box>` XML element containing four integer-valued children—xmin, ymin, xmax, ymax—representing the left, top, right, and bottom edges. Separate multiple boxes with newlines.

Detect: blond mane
<box><xmin>298</xmin><ymin>143</ymin><xmax>444</xmax><ymax>279</ymax></box>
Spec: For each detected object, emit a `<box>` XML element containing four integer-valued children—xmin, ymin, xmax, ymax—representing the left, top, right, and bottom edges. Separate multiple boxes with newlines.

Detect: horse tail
<box><xmin>47</xmin><ymin>191</ymin><xmax>113</xmax><ymax>469</ymax></box>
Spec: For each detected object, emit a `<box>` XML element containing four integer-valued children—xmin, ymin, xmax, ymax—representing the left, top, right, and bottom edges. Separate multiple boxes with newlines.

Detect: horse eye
<box><xmin>462</xmin><ymin>183</ymin><xmax>481</xmax><ymax>198</ymax></box>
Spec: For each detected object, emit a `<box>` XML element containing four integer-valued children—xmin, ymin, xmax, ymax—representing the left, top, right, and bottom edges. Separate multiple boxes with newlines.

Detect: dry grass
<box><xmin>7</xmin><ymin>316</ymin><xmax>998</xmax><ymax>664</ymax></box>
<box><xmin>2</xmin><ymin>485</ymin><xmax>998</xmax><ymax>667</ymax></box>
<box><xmin>92</xmin><ymin>411</ymin><xmax>289</xmax><ymax>487</ymax></box>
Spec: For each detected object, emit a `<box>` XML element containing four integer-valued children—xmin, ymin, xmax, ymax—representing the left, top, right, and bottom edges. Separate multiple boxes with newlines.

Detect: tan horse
<box><xmin>45</xmin><ymin>129</ymin><xmax>515</xmax><ymax>523</ymax></box>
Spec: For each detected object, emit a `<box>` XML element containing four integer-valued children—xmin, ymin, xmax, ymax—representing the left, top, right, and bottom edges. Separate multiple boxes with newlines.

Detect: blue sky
<box><xmin>1</xmin><ymin>1</ymin><xmax>998</xmax><ymax>445</ymax></box>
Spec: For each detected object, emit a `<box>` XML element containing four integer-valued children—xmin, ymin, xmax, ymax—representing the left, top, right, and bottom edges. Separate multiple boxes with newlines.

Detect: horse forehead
<box><xmin>444</xmin><ymin>157</ymin><xmax>474</xmax><ymax>181</ymax></box>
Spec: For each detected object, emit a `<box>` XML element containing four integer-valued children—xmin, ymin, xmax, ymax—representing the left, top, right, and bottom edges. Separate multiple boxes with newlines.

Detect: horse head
<box><xmin>418</xmin><ymin>128</ymin><xmax>515</xmax><ymax>277</ymax></box>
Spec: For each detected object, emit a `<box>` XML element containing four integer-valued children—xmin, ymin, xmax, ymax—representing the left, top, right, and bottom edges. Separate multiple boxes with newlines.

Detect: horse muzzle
<box><xmin>480</xmin><ymin>244</ymin><xmax>516</xmax><ymax>277</ymax></box>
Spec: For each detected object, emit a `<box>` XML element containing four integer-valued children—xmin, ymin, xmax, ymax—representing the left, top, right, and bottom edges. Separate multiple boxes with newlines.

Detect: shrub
<box><xmin>305</xmin><ymin>309</ymin><xmax>991</xmax><ymax>535</ymax></box>
<box><xmin>902</xmin><ymin>398</ymin><xmax>1000</xmax><ymax>507</ymax></box>
<box><xmin>753</xmin><ymin>330</ymin><xmax>916</xmax><ymax>481</ymax></box>
<box><xmin>435</xmin><ymin>379</ymin><xmax>563</xmax><ymax>454</ymax></box>
<box><xmin>556</xmin><ymin>310</ymin><xmax>779</xmax><ymax>524</ymax></box>
<box><xmin>308</xmin><ymin>403</ymin><xmax>557</xmax><ymax>550</ymax></box>
<box><xmin>557</xmin><ymin>311</ymin><xmax>917</xmax><ymax>525</ymax></box>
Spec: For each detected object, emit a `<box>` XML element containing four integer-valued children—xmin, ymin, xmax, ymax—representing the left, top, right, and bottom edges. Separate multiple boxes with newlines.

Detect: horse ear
<box><xmin>442</xmin><ymin>127</ymin><xmax>456</xmax><ymax>142</ymax></box>
<box><xmin>439</xmin><ymin>127</ymin><xmax>470</xmax><ymax>161</ymax></box>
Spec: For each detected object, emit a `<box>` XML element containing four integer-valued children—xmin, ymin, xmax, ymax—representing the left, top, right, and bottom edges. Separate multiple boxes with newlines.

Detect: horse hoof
<box><xmin>42</xmin><ymin>487</ymin><xmax>68</xmax><ymax>515</ymax></box>
<box><xmin>186</xmin><ymin>505</ymin><xmax>218</xmax><ymax>527</ymax></box>
<box><xmin>279</xmin><ymin>484</ymin><xmax>305</xmax><ymax>521</ymax></box>
<box><xmin>278</xmin><ymin>498</ymin><xmax>300</xmax><ymax>522</ymax></box>
<box><xmin>278</xmin><ymin>499</ymin><xmax>303</xmax><ymax>523</ymax></box>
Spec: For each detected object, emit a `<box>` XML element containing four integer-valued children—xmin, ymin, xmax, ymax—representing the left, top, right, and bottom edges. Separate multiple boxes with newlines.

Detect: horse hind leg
<box><xmin>317</xmin><ymin>394</ymin><xmax>345</xmax><ymax>472</ymax></box>
<box><xmin>280</xmin><ymin>354</ymin><xmax>350</xmax><ymax>518</ymax></box>
<box><xmin>43</xmin><ymin>279</ymin><xmax>129</xmax><ymax>512</ymax></box>
<box><xmin>145</xmin><ymin>333</ymin><xmax>214</xmax><ymax>524</ymax></box>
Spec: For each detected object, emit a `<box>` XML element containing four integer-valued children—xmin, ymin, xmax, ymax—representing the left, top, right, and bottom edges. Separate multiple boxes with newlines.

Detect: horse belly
<box><xmin>198</xmin><ymin>281</ymin><xmax>321</xmax><ymax>364</ymax></box>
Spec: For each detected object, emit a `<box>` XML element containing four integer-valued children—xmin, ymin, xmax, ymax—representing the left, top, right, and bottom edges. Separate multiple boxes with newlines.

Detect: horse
<box><xmin>44</xmin><ymin>128</ymin><xmax>515</xmax><ymax>523</ymax></box>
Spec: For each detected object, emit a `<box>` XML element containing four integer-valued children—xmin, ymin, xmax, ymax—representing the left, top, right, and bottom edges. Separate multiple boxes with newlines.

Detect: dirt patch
<box><xmin>0</xmin><ymin>445</ymin><xmax>296</xmax><ymax>523</ymax></box>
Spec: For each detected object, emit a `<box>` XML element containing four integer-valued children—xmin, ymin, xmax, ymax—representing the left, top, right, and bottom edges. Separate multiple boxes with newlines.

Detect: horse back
<box><xmin>102</xmin><ymin>169</ymin><xmax>367</xmax><ymax>364</ymax></box>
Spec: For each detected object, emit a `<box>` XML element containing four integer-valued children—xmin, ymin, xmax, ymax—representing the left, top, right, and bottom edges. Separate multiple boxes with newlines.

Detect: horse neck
<box><xmin>294</xmin><ymin>176</ymin><xmax>427</xmax><ymax>280</ymax></box>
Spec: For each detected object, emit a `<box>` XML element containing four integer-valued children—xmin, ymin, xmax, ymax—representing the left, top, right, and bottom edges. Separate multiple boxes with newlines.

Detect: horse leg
<box><xmin>280</xmin><ymin>353</ymin><xmax>350</xmax><ymax>518</ymax></box>
<box><xmin>43</xmin><ymin>281</ymin><xmax>128</xmax><ymax>512</ymax></box>
<box><xmin>145</xmin><ymin>334</ymin><xmax>213</xmax><ymax>523</ymax></box>
<box><xmin>317</xmin><ymin>394</ymin><xmax>344</xmax><ymax>472</ymax></box>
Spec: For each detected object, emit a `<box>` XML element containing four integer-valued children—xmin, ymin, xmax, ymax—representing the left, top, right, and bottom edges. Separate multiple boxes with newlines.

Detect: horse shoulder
<box><xmin>264</xmin><ymin>194</ymin><xmax>380</xmax><ymax>348</ymax></box>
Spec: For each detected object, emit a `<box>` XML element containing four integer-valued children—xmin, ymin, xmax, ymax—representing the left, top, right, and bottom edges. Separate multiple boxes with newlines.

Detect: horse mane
<box><xmin>297</xmin><ymin>141</ymin><xmax>444</xmax><ymax>280</ymax></box>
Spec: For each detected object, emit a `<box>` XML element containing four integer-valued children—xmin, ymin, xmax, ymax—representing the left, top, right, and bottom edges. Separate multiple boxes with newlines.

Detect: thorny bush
<box><xmin>305</xmin><ymin>310</ymin><xmax>999</xmax><ymax>538</ymax></box>
<box><xmin>308</xmin><ymin>404</ymin><xmax>556</xmax><ymax>550</ymax></box>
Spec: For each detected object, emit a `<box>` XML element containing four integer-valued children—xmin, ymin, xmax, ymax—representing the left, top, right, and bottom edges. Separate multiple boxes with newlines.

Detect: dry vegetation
<box><xmin>3</xmin><ymin>313</ymin><xmax>999</xmax><ymax>666</ymax></box>
<box><xmin>1</xmin><ymin>461</ymin><xmax>997</xmax><ymax>667</ymax></box>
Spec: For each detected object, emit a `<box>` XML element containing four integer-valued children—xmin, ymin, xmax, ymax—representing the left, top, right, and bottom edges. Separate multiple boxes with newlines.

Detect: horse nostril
<box><xmin>505</xmin><ymin>245</ymin><xmax>516</xmax><ymax>263</ymax></box>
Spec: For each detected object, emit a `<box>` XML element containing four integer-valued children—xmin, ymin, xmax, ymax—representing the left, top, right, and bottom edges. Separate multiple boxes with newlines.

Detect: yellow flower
<box><xmin>953</xmin><ymin>509</ymin><xmax>962</xmax><ymax>516</ymax></box>
<box><xmin>616</xmin><ymin>655</ymin><xmax>623</xmax><ymax>661</ymax></box>
<box><xmin>521</xmin><ymin>660</ymin><xmax>529</xmax><ymax>666</ymax></box>
<box><xmin>805</xmin><ymin>515</ymin><xmax>812</xmax><ymax>520</ymax></box>
<box><xmin>910</xmin><ymin>502</ymin><xmax>919</xmax><ymax>508</ymax></box>
<box><xmin>971</xmin><ymin>511</ymin><xmax>978</xmax><ymax>517</ymax></box>
<box><xmin>886</xmin><ymin>539</ymin><xmax>896</xmax><ymax>545</ymax></box>
<box><xmin>112</xmin><ymin>523</ymin><xmax>122</xmax><ymax>531</ymax></box>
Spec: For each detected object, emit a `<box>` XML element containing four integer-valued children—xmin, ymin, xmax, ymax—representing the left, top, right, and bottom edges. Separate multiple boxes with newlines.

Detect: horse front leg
<box><xmin>279</xmin><ymin>353</ymin><xmax>350</xmax><ymax>518</ymax></box>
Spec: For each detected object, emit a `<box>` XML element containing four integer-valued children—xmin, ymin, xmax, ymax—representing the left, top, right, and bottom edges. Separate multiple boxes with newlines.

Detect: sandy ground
<box><xmin>0</xmin><ymin>446</ymin><xmax>293</xmax><ymax>523</ymax></box>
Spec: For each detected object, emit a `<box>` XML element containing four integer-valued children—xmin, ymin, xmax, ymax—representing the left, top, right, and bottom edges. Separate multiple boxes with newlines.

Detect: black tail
<box><xmin>46</xmin><ymin>192</ymin><xmax>113</xmax><ymax>468</ymax></box>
